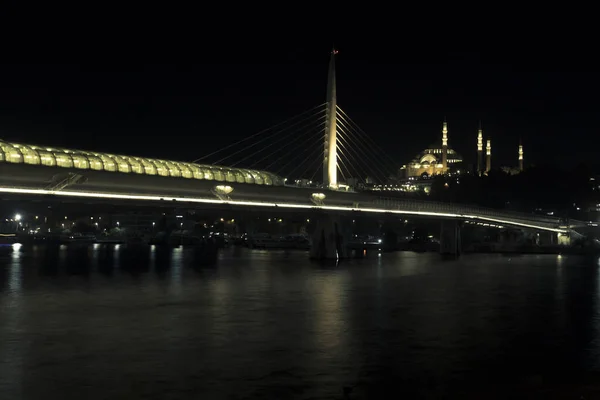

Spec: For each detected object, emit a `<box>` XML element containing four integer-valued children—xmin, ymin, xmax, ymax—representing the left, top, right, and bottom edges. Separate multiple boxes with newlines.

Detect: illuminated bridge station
<box><xmin>0</xmin><ymin>140</ymin><xmax>283</xmax><ymax>187</ymax></box>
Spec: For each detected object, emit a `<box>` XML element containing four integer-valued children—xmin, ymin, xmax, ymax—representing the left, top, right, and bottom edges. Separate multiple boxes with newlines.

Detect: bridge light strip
<box><xmin>0</xmin><ymin>187</ymin><xmax>567</xmax><ymax>233</ymax></box>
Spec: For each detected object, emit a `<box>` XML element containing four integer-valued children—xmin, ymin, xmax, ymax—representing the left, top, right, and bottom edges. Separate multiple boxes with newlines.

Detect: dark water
<box><xmin>2</xmin><ymin>244</ymin><xmax>600</xmax><ymax>399</ymax></box>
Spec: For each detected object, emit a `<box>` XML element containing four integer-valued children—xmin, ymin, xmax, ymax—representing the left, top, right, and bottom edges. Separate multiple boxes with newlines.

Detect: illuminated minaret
<box><xmin>323</xmin><ymin>48</ymin><xmax>338</xmax><ymax>188</ymax></box>
<box><xmin>485</xmin><ymin>138</ymin><xmax>492</xmax><ymax>173</ymax></box>
<box><xmin>518</xmin><ymin>140</ymin><xmax>523</xmax><ymax>172</ymax></box>
<box><xmin>441</xmin><ymin>118</ymin><xmax>448</xmax><ymax>173</ymax></box>
<box><xmin>477</xmin><ymin>121</ymin><xmax>483</xmax><ymax>175</ymax></box>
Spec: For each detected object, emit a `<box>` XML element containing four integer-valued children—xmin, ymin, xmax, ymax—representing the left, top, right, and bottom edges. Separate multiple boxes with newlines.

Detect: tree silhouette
<box><xmin>427</xmin><ymin>165</ymin><xmax>599</xmax><ymax>215</ymax></box>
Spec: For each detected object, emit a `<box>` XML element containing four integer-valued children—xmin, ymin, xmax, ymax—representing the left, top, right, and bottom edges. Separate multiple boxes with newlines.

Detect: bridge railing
<box><xmin>371</xmin><ymin>197</ymin><xmax>564</xmax><ymax>228</ymax></box>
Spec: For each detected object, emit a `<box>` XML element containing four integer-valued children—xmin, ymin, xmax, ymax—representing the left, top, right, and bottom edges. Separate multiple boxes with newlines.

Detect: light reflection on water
<box><xmin>1</xmin><ymin>244</ymin><xmax>600</xmax><ymax>398</ymax></box>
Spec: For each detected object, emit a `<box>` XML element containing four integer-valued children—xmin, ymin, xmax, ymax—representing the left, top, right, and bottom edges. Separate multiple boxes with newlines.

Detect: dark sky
<box><xmin>0</xmin><ymin>37</ymin><xmax>597</xmax><ymax>177</ymax></box>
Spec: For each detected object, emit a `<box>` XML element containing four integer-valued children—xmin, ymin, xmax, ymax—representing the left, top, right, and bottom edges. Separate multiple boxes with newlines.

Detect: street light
<box><xmin>14</xmin><ymin>214</ymin><xmax>22</xmax><ymax>221</ymax></box>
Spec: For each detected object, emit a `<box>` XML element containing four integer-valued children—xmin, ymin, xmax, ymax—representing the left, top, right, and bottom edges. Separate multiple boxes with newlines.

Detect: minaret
<box><xmin>518</xmin><ymin>140</ymin><xmax>523</xmax><ymax>172</ymax></box>
<box><xmin>323</xmin><ymin>49</ymin><xmax>338</xmax><ymax>188</ymax></box>
<box><xmin>441</xmin><ymin>118</ymin><xmax>448</xmax><ymax>174</ymax></box>
<box><xmin>485</xmin><ymin>138</ymin><xmax>492</xmax><ymax>173</ymax></box>
<box><xmin>477</xmin><ymin>121</ymin><xmax>483</xmax><ymax>175</ymax></box>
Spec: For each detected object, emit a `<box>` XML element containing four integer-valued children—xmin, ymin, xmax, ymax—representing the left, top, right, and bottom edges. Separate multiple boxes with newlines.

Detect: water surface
<box><xmin>1</xmin><ymin>244</ymin><xmax>600</xmax><ymax>399</ymax></box>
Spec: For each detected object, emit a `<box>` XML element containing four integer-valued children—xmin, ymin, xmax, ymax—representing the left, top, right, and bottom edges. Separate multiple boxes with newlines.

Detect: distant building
<box><xmin>400</xmin><ymin>119</ymin><xmax>525</xmax><ymax>180</ymax></box>
<box><xmin>399</xmin><ymin>119</ymin><xmax>463</xmax><ymax>179</ymax></box>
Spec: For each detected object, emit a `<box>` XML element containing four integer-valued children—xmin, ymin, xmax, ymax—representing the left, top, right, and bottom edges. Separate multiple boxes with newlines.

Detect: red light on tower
<box><xmin>333</xmin><ymin>49</ymin><xmax>339</xmax><ymax>55</ymax></box>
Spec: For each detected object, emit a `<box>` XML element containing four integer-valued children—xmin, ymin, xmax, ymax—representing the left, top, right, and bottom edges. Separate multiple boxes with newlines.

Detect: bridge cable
<box><xmin>336</xmin><ymin>114</ymin><xmax>396</xmax><ymax>179</ymax></box>
<box><xmin>335</xmin><ymin>134</ymin><xmax>374</xmax><ymax>182</ymax></box>
<box><xmin>286</xmin><ymin>142</ymin><xmax>324</xmax><ymax>179</ymax></box>
<box><xmin>337</xmin><ymin>141</ymin><xmax>382</xmax><ymax>184</ymax></box>
<box><xmin>337</xmin><ymin>160</ymin><xmax>348</xmax><ymax>183</ymax></box>
<box><xmin>336</xmin><ymin>142</ymin><xmax>370</xmax><ymax>183</ymax></box>
<box><xmin>337</xmin><ymin>125</ymin><xmax>388</xmax><ymax>182</ymax></box>
<box><xmin>336</xmin><ymin>111</ymin><xmax>398</xmax><ymax>175</ymax></box>
<box><xmin>211</xmin><ymin>108</ymin><xmax>326</xmax><ymax>166</ymax></box>
<box><xmin>228</xmin><ymin>115</ymin><xmax>326</xmax><ymax>168</ymax></box>
<box><xmin>309</xmin><ymin>162</ymin><xmax>322</xmax><ymax>182</ymax></box>
<box><xmin>336</xmin><ymin>106</ymin><xmax>399</xmax><ymax>170</ymax></box>
<box><xmin>296</xmin><ymin>148</ymin><xmax>326</xmax><ymax>182</ymax></box>
<box><xmin>211</xmin><ymin>107</ymin><xmax>325</xmax><ymax>166</ymax></box>
<box><xmin>260</xmin><ymin>125</ymin><xmax>325</xmax><ymax>171</ymax></box>
<box><xmin>338</xmin><ymin>122</ymin><xmax>389</xmax><ymax>183</ymax></box>
<box><xmin>192</xmin><ymin>103</ymin><xmax>325</xmax><ymax>163</ymax></box>
<box><xmin>335</xmin><ymin>144</ymin><xmax>357</xmax><ymax>182</ymax></box>
<box><xmin>278</xmin><ymin>140</ymin><xmax>323</xmax><ymax>179</ymax></box>
<box><xmin>274</xmin><ymin>126</ymin><xmax>323</xmax><ymax>175</ymax></box>
<box><xmin>336</xmin><ymin>106</ymin><xmax>399</xmax><ymax>171</ymax></box>
<box><xmin>274</xmin><ymin>134</ymin><xmax>324</xmax><ymax>177</ymax></box>
<box><xmin>249</xmin><ymin>122</ymin><xmax>325</xmax><ymax>170</ymax></box>
<box><xmin>337</xmin><ymin>109</ymin><xmax>400</xmax><ymax>174</ymax></box>
<box><xmin>192</xmin><ymin>102</ymin><xmax>325</xmax><ymax>163</ymax></box>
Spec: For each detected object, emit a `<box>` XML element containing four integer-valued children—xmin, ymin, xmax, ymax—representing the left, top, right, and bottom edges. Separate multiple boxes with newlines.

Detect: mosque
<box><xmin>399</xmin><ymin>120</ymin><xmax>524</xmax><ymax>179</ymax></box>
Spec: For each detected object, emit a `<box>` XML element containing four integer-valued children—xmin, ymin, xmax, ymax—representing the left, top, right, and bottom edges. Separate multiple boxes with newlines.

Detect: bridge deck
<box><xmin>0</xmin><ymin>163</ymin><xmax>569</xmax><ymax>233</ymax></box>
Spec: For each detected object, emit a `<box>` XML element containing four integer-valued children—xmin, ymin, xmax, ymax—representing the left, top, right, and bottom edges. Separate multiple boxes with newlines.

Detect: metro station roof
<box><xmin>0</xmin><ymin>139</ymin><xmax>284</xmax><ymax>186</ymax></box>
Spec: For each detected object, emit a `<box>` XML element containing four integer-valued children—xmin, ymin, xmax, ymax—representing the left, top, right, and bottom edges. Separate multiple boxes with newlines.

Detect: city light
<box><xmin>215</xmin><ymin>185</ymin><xmax>233</xmax><ymax>195</ymax></box>
<box><xmin>14</xmin><ymin>214</ymin><xmax>21</xmax><ymax>221</ymax></box>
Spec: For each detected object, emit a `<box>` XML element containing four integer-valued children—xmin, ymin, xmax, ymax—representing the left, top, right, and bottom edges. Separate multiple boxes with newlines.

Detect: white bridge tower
<box><xmin>323</xmin><ymin>49</ymin><xmax>338</xmax><ymax>188</ymax></box>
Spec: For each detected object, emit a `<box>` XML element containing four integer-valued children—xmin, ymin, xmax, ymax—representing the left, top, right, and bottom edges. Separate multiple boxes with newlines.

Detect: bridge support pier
<box><xmin>440</xmin><ymin>220</ymin><xmax>461</xmax><ymax>258</ymax></box>
<box><xmin>309</xmin><ymin>213</ymin><xmax>351</xmax><ymax>260</ymax></box>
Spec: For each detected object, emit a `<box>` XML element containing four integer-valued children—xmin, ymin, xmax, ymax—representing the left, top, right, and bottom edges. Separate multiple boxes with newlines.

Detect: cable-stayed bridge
<box><xmin>0</xmin><ymin>50</ymin><xmax>584</xmax><ymax>257</ymax></box>
<box><xmin>0</xmin><ymin>104</ymin><xmax>572</xmax><ymax>232</ymax></box>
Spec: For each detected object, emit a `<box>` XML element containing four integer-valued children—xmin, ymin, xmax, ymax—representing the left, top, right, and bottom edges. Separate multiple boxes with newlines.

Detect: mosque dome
<box><xmin>401</xmin><ymin>120</ymin><xmax>463</xmax><ymax>179</ymax></box>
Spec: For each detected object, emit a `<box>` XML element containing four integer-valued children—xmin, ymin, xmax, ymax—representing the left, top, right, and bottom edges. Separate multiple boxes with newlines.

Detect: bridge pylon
<box><xmin>440</xmin><ymin>220</ymin><xmax>462</xmax><ymax>258</ymax></box>
<box><xmin>323</xmin><ymin>48</ymin><xmax>338</xmax><ymax>189</ymax></box>
<box><xmin>309</xmin><ymin>211</ymin><xmax>351</xmax><ymax>260</ymax></box>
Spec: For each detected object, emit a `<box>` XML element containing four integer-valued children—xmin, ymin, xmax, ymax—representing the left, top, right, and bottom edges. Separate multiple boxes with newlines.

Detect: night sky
<box><xmin>0</xmin><ymin>37</ymin><xmax>597</xmax><ymax>176</ymax></box>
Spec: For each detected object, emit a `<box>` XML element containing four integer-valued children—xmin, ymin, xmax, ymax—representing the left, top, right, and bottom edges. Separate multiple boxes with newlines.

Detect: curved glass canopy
<box><xmin>0</xmin><ymin>140</ymin><xmax>283</xmax><ymax>186</ymax></box>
